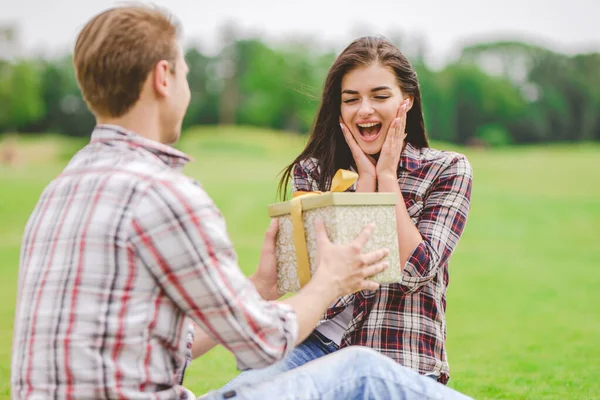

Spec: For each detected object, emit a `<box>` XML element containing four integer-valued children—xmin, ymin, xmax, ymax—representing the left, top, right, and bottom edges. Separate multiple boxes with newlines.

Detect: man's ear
<box><xmin>153</xmin><ymin>60</ymin><xmax>170</xmax><ymax>97</ymax></box>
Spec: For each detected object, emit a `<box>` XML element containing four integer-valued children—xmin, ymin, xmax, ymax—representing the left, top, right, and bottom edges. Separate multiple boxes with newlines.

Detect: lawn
<box><xmin>1</xmin><ymin>127</ymin><xmax>598</xmax><ymax>399</ymax></box>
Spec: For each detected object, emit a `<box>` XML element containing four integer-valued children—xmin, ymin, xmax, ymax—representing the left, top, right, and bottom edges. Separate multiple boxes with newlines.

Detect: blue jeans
<box><xmin>223</xmin><ymin>330</ymin><xmax>339</xmax><ymax>389</ymax></box>
<box><xmin>200</xmin><ymin>333</ymin><xmax>472</xmax><ymax>400</ymax></box>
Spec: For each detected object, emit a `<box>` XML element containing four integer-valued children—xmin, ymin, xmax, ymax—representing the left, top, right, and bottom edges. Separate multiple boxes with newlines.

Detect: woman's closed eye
<box><xmin>343</xmin><ymin>95</ymin><xmax>390</xmax><ymax>104</ymax></box>
<box><xmin>344</xmin><ymin>95</ymin><xmax>390</xmax><ymax>104</ymax></box>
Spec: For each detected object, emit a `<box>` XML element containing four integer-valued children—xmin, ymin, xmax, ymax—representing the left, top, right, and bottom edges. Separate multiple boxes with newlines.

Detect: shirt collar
<box><xmin>399</xmin><ymin>142</ymin><xmax>422</xmax><ymax>172</ymax></box>
<box><xmin>90</xmin><ymin>124</ymin><xmax>192</xmax><ymax>170</ymax></box>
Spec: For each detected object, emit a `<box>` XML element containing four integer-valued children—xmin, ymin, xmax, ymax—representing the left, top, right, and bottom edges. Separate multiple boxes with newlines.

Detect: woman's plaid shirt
<box><xmin>292</xmin><ymin>143</ymin><xmax>473</xmax><ymax>384</ymax></box>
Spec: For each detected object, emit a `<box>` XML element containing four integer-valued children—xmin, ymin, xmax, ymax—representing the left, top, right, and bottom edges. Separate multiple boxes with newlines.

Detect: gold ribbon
<box><xmin>290</xmin><ymin>169</ymin><xmax>358</xmax><ymax>287</ymax></box>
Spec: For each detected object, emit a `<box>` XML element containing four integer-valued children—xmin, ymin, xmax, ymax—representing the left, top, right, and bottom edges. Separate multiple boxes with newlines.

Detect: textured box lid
<box><xmin>268</xmin><ymin>192</ymin><xmax>397</xmax><ymax>217</ymax></box>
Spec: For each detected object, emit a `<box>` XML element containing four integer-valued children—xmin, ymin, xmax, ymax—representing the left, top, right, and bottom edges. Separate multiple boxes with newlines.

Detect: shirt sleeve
<box><xmin>129</xmin><ymin>176</ymin><xmax>298</xmax><ymax>370</ymax></box>
<box><xmin>400</xmin><ymin>155</ymin><xmax>473</xmax><ymax>292</ymax></box>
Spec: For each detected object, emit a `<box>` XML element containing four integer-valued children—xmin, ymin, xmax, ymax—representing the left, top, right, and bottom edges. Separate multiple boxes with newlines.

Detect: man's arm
<box><xmin>191</xmin><ymin>277</ymin><xmax>340</xmax><ymax>359</ymax></box>
<box><xmin>132</xmin><ymin>179</ymin><xmax>389</xmax><ymax>368</ymax></box>
<box><xmin>190</xmin><ymin>271</ymin><xmax>281</xmax><ymax>359</ymax></box>
<box><xmin>131</xmin><ymin>179</ymin><xmax>299</xmax><ymax>370</ymax></box>
<box><xmin>190</xmin><ymin>217</ymin><xmax>389</xmax><ymax>360</ymax></box>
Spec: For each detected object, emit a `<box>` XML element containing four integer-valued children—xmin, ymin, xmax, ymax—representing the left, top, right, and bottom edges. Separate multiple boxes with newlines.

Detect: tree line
<box><xmin>1</xmin><ymin>36</ymin><xmax>598</xmax><ymax>146</ymax></box>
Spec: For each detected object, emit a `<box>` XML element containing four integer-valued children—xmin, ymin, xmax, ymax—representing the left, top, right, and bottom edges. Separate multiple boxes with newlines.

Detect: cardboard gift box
<box><xmin>267</xmin><ymin>170</ymin><xmax>401</xmax><ymax>295</ymax></box>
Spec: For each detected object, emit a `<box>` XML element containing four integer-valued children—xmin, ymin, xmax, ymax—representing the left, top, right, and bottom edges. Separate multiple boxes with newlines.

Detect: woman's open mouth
<box><xmin>357</xmin><ymin>122</ymin><xmax>382</xmax><ymax>143</ymax></box>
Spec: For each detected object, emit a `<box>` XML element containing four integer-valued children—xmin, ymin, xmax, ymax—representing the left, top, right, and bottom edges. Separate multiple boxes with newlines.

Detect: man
<box><xmin>11</xmin><ymin>4</ymin><xmax>472</xmax><ymax>399</ymax></box>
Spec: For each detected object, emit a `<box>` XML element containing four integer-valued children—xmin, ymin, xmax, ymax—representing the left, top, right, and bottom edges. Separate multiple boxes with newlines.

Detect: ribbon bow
<box><xmin>291</xmin><ymin>169</ymin><xmax>358</xmax><ymax>287</ymax></box>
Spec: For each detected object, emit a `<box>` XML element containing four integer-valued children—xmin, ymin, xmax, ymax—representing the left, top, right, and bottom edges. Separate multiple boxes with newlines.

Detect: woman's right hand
<box><xmin>340</xmin><ymin>119</ymin><xmax>377</xmax><ymax>192</ymax></box>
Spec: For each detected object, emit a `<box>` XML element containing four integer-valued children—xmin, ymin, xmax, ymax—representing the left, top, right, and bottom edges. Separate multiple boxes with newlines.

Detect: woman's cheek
<box><xmin>340</xmin><ymin>106</ymin><xmax>353</xmax><ymax>122</ymax></box>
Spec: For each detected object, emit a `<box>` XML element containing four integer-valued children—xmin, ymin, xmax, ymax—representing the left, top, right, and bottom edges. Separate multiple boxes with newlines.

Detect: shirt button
<box><xmin>223</xmin><ymin>390</ymin><xmax>237</xmax><ymax>399</ymax></box>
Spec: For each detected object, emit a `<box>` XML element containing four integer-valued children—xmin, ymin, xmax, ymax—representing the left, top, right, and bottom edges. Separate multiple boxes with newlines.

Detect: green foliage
<box><xmin>460</xmin><ymin>42</ymin><xmax>600</xmax><ymax>143</ymax></box>
<box><xmin>476</xmin><ymin>123</ymin><xmax>512</xmax><ymax>147</ymax></box>
<box><xmin>231</xmin><ymin>39</ymin><xmax>332</xmax><ymax>132</ymax></box>
<box><xmin>183</xmin><ymin>48</ymin><xmax>220</xmax><ymax>128</ymax></box>
<box><xmin>0</xmin><ymin>60</ymin><xmax>45</xmax><ymax>130</ymax></box>
<box><xmin>1</xmin><ymin>37</ymin><xmax>599</xmax><ymax>145</ymax></box>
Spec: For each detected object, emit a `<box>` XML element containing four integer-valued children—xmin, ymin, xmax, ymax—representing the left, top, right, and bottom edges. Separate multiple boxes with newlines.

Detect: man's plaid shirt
<box><xmin>292</xmin><ymin>143</ymin><xmax>473</xmax><ymax>384</ymax></box>
<box><xmin>11</xmin><ymin>125</ymin><xmax>298</xmax><ymax>399</ymax></box>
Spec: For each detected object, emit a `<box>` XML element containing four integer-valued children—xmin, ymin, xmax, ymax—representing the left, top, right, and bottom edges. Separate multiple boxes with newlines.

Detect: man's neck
<box><xmin>97</xmin><ymin>107</ymin><xmax>162</xmax><ymax>143</ymax></box>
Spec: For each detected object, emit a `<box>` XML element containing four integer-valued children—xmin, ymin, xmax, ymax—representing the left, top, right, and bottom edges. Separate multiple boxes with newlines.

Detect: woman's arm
<box><xmin>387</xmin><ymin>156</ymin><xmax>472</xmax><ymax>292</ymax></box>
<box><xmin>191</xmin><ymin>324</ymin><xmax>217</xmax><ymax>359</ymax></box>
<box><xmin>374</xmin><ymin>102</ymin><xmax>472</xmax><ymax>291</ymax></box>
<box><xmin>377</xmin><ymin>173</ymin><xmax>423</xmax><ymax>268</ymax></box>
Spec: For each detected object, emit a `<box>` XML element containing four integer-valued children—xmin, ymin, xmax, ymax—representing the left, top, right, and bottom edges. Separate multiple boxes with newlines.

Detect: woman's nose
<box><xmin>357</xmin><ymin>99</ymin><xmax>374</xmax><ymax>118</ymax></box>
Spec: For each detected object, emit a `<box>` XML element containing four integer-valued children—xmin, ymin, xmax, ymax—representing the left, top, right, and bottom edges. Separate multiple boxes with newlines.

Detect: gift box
<box><xmin>267</xmin><ymin>170</ymin><xmax>401</xmax><ymax>295</ymax></box>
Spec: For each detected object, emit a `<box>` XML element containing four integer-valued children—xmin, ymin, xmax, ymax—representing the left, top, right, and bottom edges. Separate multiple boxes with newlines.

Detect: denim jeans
<box><xmin>199</xmin><ymin>333</ymin><xmax>473</xmax><ymax>400</ymax></box>
<box><xmin>222</xmin><ymin>330</ymin><xmax>338</xmax><ymax>389</ymax></box>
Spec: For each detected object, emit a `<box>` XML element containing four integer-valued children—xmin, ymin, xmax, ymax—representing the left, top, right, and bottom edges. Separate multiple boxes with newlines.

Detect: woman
<box><xmin>230</xmin><ymin>35</ymin><xmax>472</xmax><ymax>387</ymax></box>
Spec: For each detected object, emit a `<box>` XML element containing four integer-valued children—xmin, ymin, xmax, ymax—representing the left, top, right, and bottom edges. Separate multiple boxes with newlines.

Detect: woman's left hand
<box><xmin>376</xmin><ymin>99</ymin><xmax>409</xmax><ymax>180</ymax></box>
<box><xmin>250</xmin><ymin>219</ymin><xmax>281</xmax><ymax>301</ymax></box>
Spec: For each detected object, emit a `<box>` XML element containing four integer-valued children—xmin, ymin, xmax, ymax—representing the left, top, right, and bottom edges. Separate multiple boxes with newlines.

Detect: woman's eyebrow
<box><xmin>341</xmin><ymin>86</ymin><xmax>392</xmax><ymax>95</ymax></box>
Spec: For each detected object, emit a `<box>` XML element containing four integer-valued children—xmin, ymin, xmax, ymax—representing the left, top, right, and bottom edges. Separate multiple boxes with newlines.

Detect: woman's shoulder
<box><xmin>293</xmin><ymin>157</ymin><xmax>321</xmax><ymax>191</ymax></box>
<box><xmin>295</xmin><ymin>157</ymin><xmax>319</xmax><ymax>170</ymax></box>
<box><xmin>421</xmin><ymin>147</ymin><xmax>472</xmax><ymax>177</ymax></box>
<box><xmin>294</xmin><ymin>157</ymin><xmax>321</xmax><ymax>177</ymax></box>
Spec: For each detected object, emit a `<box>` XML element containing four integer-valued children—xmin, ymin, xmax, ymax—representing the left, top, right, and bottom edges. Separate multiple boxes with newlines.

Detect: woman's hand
<box><xmin>376</xmin><ymin>100</ymin><xmax>409</xmax><ymax>181</ymax></box>
<box><xmin>250</xmin><ymin>219</ymin><xmax>281</xmax><ymax>301</ymax></box>
<box><xmin>340</xmin><ymin>118</ymin><xmax>377</xmax><ymax>192</ymax></box>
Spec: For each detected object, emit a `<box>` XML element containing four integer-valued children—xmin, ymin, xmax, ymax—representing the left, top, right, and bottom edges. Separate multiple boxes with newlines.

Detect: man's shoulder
<box><xmin>58</xmin><ymin>144</ymin><xmax>208</xmax><ymax>209</ymax></box>
<box><xmin>65</xmin><ymin>141</ymin><xmax>190</xmax><ymax>179</ymax></box>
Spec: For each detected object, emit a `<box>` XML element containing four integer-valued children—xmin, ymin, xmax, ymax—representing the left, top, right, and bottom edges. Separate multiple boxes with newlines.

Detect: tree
<box><xmin>1</xmin><ymin>60</ymin><xmax>45</xmax><ymax>132</ymax></box>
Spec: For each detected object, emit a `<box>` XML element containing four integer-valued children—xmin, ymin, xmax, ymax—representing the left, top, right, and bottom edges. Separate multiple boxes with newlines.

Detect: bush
<box><xmin>475</xmin><ymin>123</ymin><xmax>513</xmax><ymax>147</ymax></box>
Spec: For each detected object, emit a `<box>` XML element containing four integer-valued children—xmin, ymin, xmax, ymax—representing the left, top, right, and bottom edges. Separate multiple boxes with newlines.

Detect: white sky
<box><xmin>1</xmin><ymin>0</ymin><xmax>599</xmax><ymax>66</ymax></box>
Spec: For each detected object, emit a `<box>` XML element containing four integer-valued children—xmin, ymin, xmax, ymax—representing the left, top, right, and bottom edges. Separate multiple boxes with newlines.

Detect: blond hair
<box><xmin>73</xmin><ymin>4</ymin><xmax>181</xmax><ymax>118</ymax></box>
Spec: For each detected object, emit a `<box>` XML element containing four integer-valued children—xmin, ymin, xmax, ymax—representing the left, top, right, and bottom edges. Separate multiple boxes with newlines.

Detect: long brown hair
<box><xmin>278</xmin><ymin>36</ymin><xmax>429</xmax><ymax>200</ymax></box>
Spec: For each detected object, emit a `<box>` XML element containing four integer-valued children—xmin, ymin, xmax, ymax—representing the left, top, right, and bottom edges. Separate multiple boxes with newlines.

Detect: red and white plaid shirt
<box><xmin>293</xmin><ymin>143</ymin><xmax>473</xmax><ymax>384</ymax></box>
<box><xmin>11</xmin><ymin>125</ymin><xmax>298</xmax><ymax>399</ymax></box>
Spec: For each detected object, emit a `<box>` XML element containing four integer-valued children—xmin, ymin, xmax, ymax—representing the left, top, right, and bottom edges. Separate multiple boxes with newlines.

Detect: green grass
<box><xmin>1</xmin><ymin>127</ymin><xmax>599</xmax><ymax>399</ymax></box>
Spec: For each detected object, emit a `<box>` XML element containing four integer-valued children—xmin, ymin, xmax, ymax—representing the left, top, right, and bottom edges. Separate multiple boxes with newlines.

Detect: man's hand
<box><xmin>311</xmin><ymin>219</ymin><xmax>389</xmax><ymax>297</ymax></box>
<box><xmin>283</xmin><ymin>219</ymin><xmax>389</xmax><ymax>345</ymax></box>
<box><xmin>250</xmin><ymin>219</ymin><xmax>281</xmax><ymax>301</ymax></box>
